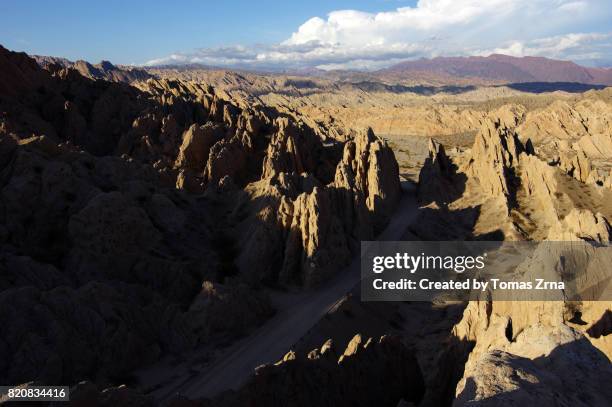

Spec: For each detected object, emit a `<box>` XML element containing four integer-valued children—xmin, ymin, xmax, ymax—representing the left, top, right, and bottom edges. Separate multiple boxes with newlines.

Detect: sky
<box><xmin>1</xmin><ymin>0</ymin><xmax>611</xmax><ymax>70</ymax></box>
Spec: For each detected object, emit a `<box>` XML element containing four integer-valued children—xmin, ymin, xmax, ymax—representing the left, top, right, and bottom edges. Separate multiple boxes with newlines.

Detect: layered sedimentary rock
<box><xmin>463</xmin><ymin>118</ymin><xmax>528</xmax><ymax>201</ymax></box>
<box><xmin>547</xmin><ymin>208</ymin><xmax>611</xmax><ymax>242</ymax></box>
<box><xmin>516</xmin><ymin>94</ymin><xmax>612</xmax><ymax>189</ymax></box>
<box><xmin>175</xmin><ymin>123</ymin><xmax>223</xmax><ymax>171</ymax></box>
<box><xmin>334</xmin><ymin>128</ymin><xmax>401</xmax><ymax>231</ymax></box>
<box><xmin>440</xmin><ymin>121</ymin><xmax>612</xmax><ymax>404</ymax></box>
<box><xmin>416</xmin><ymin>108</ymin><xmax>611</xmax><ymax>240</ymax></box>
<box><xmin>235</xmin><ymin>126</ymin><xmax>400</xmax><ymax>287</ymax></box>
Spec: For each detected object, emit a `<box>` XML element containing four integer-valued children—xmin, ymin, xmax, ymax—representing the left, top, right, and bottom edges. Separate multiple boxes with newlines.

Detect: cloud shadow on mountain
<box><xmin>503</xmin><ymin>82</ymin><xmax>608</xmax><ymax>94</ymax></box>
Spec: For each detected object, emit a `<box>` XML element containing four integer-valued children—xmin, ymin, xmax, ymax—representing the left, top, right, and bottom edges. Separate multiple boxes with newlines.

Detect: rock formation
<box><xmin>334</xmin><ymin>128</ymin><xmax>401</xmax><ymax>231</ymax></box>
<box><xmin>188</xmin><ymin>281</ymin><xmax>274</xmax><ymax>342</ymax></box>
<box><xmin>233</xmin><ymin>126</ymin><xmax>400</xmax><ymax>287</ymax></box>
<box><xmin>34</xmin><ymin>55</ymin><xmax>153</xmax><ymax>83</ymax></box>
<box><xmin>417</xmin><ymin>138</ymin><xmax>459</xmax><ymax>205</ymax></box>
<box><xmin>0</xmin><ymin>45</ymin><xmax>403</xmax><ymax>389</ymax></box>
<box><xmin>448</xmin><ymin>186</ymin><xmax>612</xmax><ymax>405</ymax></box>
<box><xmin>200</xmin><ymin>335</ymin><xmax>425</xmax><ymax>407</ymax></box>
<box><xmin>5</xmin><ymin>41</ymin><xmax>612</xmax><ymax>406</ymax></box>
<box><xmin>463</xmin><ymin>118</ymin><xmax>527</xmax><ymax>201</ymax></box>
<box><xmin>517</xmin><ymin>95</ymin><xmax>612</xmax><ymax>190</ymax></box>
<box><xmin>454</xmin><ymin>339</ymin><xmax>612</xmax><ymax>406</ymax></box>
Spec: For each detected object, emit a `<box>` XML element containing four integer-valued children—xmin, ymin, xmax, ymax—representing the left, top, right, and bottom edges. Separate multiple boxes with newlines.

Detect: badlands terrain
<box><xmin>0</xmin><ymin>45</ymin><xmax>611</xmax><ymax>406</ymax></box>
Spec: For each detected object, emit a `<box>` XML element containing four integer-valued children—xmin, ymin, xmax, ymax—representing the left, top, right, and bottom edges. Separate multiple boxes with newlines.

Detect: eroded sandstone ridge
<box><xmin>0</xmin><ymin>45</ymin><xmax>400</xmax><ymax>388</ymax></box>
<box><xmin>411</xmin><ymin>104</ymin><xmax>612</xmax><ymax>405</ymax></box>
<box><xmin>199</xmin><ymin>334</ymin><xmax>424</xmax><ymax>407</ymax></box>
<box><xmin>2</xmin><ymin>43</ymin><xmax>611</xmax><ymax>406</ymax></box>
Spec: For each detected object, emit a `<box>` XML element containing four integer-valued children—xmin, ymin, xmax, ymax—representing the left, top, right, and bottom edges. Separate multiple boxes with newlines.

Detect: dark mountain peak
<box><xmin>381</xmin><ymin>54</ymin><xmax>612</xmax><ymax>85</ymax></box>
<box><xmin>98</xmin><ymin>60</ymin><xmax>116</xmax><ymax>71</ymax></box>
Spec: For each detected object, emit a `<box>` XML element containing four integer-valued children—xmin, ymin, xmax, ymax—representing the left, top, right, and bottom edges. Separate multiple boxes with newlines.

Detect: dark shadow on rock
<box><xmin>417</xmin><ymin>143</ymin><xmax>468</xmax><ymax>208</ymax></box>
<box><xmin>351</xmin><ymin>81</ymin><xmax>477</xmax><ymax>95</ymax></box>
<box><xmin>503</xmin><ymin>82</ymin><xmax>608</xmax><ymax>94</ymax></box>
<box><xmin>424</xmin><ymin>335</ymin><xmax>476</xmax><ymax>407</ymax></box>
<box><xmin>200</xmin><ymin>334</ymin><xmax>426</xmax><ymax>407</ymax></box>
<box><xmin>587</xmin><ymin>309</ymin><xmax>612</xmax><ymax>339</ymax></box>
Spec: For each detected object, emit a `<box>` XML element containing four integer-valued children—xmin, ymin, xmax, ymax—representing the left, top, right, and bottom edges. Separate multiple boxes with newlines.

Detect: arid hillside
<box><xmin>1</xmin><ymin>44</ymin><xmax>611</xmax><ymax>407</ymax></box>
<box><xmin>379</xmin><ymin>54</ymin><xmax>612</xmax><ymax>85</ymax></box>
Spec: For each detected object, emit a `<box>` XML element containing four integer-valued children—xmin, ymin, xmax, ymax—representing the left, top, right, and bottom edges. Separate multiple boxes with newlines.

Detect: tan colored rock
<box><xmin>547</xmin><ymin>208</ymin><xmax>611</xmax><ymax>242</ymax></box>
<box><xmin>574</xmin><ymin>133</ymin><xmax>612</xmax><ymax>160</ymax></box>
<box><xmin>278</xmin><ymin>186</ymin><xmax>351</xmax><ymax>287</ymax></box>
<box><xmin>0</xmin><ymin>46</ymin><xmax>407</xmax><ymax>392</ymax></box>
<box><xmin>334</xmin><ymin>128</ymin><xmax>400</xmax><ymax>232</ymax></box>
<box><xmin>463</xmin><ymin>119</ymin><xmax>526</xmax><ymax>199</ymax></box>
<box><xmin>175</xmin><ymin>122</ymin><xmax>223</xmax><ymax>171</ymax></box>
<box><xmin>454</xmin><ymin>337</ymin><xmax>612</xmax><ymax>406</ymax></box>
<box><xmin>518</xmin><ymin>154</ymin><xmax>562</xmax><ymax>226</ymax></box>
<box><xmin>488</xmin><ymin>103</ymin><xmax>526</xmax><ymax>128</ymax></box>
<box><xmin>262</xmin><ymin>118</ymin><xmax>307</xmax><ymax>179</ymax></box>
<box><xmin>558</xmin><ymin>149</ymin><xmax>591</xmax><ymax>183</ymax></box>
<box><xmin>236</xmin><ymin>125</ymin><xmax>401</xmax><ymax>287</ymax></box>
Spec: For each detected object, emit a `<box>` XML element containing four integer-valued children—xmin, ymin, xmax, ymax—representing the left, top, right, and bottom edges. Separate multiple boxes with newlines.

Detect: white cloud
<box><xmin>145</xmin><ymin>0</ymin><xmax>612</xmax><ymax>69</ymax></box>
<box><xmin>483</xmin><ymin>33</ymin><xmax>612</xmax><ymax>62</ymax></box>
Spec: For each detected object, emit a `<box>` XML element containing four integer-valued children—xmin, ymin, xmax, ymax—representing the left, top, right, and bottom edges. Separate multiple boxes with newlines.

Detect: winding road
<box><xmin>151</xmin><ymin>183</ymin><xmax>418</xmax><ymax>401</ymax></box>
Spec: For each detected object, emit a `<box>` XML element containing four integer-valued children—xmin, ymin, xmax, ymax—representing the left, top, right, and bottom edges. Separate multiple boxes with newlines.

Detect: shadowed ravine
<box><xmin>139</xmin><ymin>182</ymin><xmax>419</xmax><ymax>401</ymax></box>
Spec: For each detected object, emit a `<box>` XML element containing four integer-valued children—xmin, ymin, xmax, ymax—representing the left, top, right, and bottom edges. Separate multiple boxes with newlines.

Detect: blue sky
<box><xmin>0</xmin><ymin>1</ymin><xmax>416</xmax><ymax>64</ymax></box>
<box><xmin>1</xmin><ymin>1</ymin><xmax>611</xmax><ymax>69</ymax></box>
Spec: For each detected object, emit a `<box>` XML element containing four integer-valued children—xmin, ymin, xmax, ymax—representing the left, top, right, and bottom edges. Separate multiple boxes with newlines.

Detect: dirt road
<box><xmin>151</xmin><ymin>183</ymin><xmax>418</xmax><ymax>401</ymax></box>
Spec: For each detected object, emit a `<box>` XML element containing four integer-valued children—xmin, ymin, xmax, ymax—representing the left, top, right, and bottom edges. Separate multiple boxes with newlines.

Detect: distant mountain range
<box><xmin>378</xmin><ymin>54</ymin><xmax>612</xmax><ymax>85</ymax></box>
<box><xmin>33</xmin><ymin>55</ymin><xmax>152</xmax><ymax>83</ymax></box>
<box><xmin>30</xmin><ymin>51</ymin><xmax>612</xmax><ymax>87</ymax></box>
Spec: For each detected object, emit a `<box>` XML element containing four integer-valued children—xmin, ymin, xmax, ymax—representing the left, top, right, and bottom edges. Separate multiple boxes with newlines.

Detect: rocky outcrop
<box><xmin>557</xmin><ymin>149</ymin><xmax>592</xmax><ymax>183</ymax></box>
<box><xmin>68</xmin><ymin>381</ymin><xmax>155</xmax><ymax>407</ymax></box>
<box><xmin>277</xmin><ymin>186</ymin><xmax>352</xmax><ymax>286</ymax></box>
<box><xmin>188</xmin><ymin>281</ymin><xmax>274</xmax><ymax>342</ymax></box>
<box><xmin>204</xmin><ymin>136</ymin><xmax>249</xmax><ymax>185</ymax></box>
<box><xmin>454</xmin><ymin>337</ymin><xmax>612</xmax><ymax>406</ymax></box>
<box><xmin>262</xmin><ymin>118</ymin><xmax>317</xmax><ymax>179</ymax></box>
<box><xmin>234</xmin><ymin>126</ymin><xmax>400</xmax><ymax>287</ymax></box>
<box><xmin>547</xmin><ymin>208</ymin><xmax>611</xmax><ymax>242</ymax></box>
<box><xmin>463</xmin><ymin>118</ymin><xmax>527</xmax><ymax>200</ymax></box>
<box><xmin>175</xmin><ymin>123</ymin><xmax>223</xmax><ymax>172</ymax></box>
<box><xmin>0</xmin><ymin>134</ymin><xmax>213</xmax><ymax>385</ymax></box>
<box><xmin>517</xmin><ymin>96</ymin><xmax>612</xmax><ymax>190</ymax></box>
<box><xmin>333</xmin><ymin>128</ymin><xmax>401</xmax><ymax>232</ymax></box>
<box><xmin>417</xmin><ymin>138</ymin><xmax>459</xmax><ymax>205</ymax></box>
<box><xmin>451</xmin><ymin>209</ymin><xmax>612</xmax><ymax>404</ymax></box>
<box><xmin>203</xmin><ymin>334</ymin><xmax>425</xmax><ymax>407</ymax></box>
<box><xmin>518</xmin><ymin>99</ymin><xmax>612</xmax><ymax>144</ymax></box>
<box><xmin>452</xmin><ymin>297</ymin><xmax>612</xmax><ymax>405</ymax></box>
<box><xmin>407</xmin><ymin>97</ymin><xmax>612</xmax><ymax>404</ymax></box>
